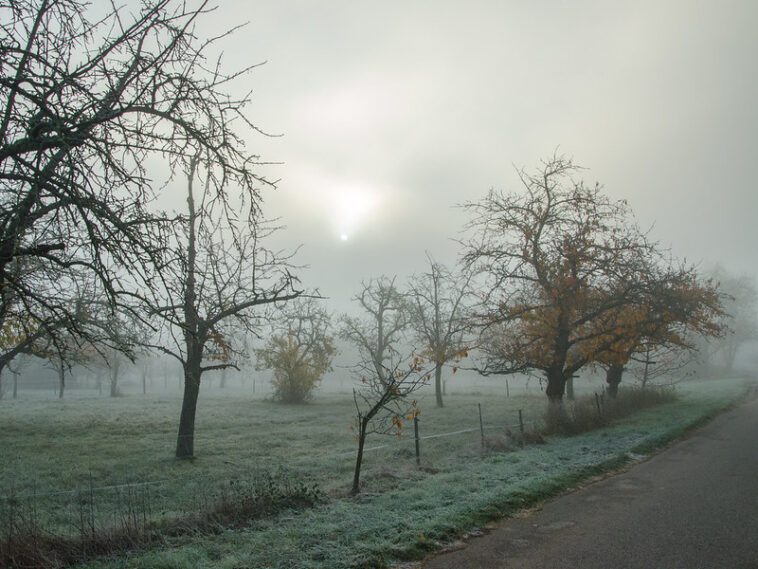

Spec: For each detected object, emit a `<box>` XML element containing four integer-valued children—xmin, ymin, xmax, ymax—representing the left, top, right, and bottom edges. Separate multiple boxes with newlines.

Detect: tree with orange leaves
<box><xmin>462</xmin><ymin>155</ymin><xmax>655</xmax><ymax>404</ymax></box>
<box><xmin>591</xmin><ymin>265</ymin><xmax>724</xmax><ymax>397</ymax></box>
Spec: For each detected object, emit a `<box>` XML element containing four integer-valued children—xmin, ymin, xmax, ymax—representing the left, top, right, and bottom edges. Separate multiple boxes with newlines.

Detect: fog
<box><xmin>3</xmin><ymin>4</ymin><xmax>758</xmax><ymax>566</ymax></box>
<box><xmin>144</xmin><ymin>0</ymin><xmax>758</xmax><ymax>315</ymax></box>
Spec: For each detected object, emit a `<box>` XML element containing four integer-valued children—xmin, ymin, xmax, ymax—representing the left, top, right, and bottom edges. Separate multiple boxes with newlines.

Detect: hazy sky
<box><xmin>185</xmin><ymin>1</ymin><xmax>758</xmax><ymax>313</ymax></box>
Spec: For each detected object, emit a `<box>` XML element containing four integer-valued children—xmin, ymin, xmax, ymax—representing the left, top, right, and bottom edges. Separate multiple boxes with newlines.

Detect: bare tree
<box><xmin>627</xmin><ymin>343</ymin><xmax>693</xmax><ymax>390</ymax></box>
<box><xmin>5</xmin><ymin>353</ymin><xmax>29</xmax><ymax>399</ymax></box>
<box><xmin>33</xmin><ymin>293</ymin><xmax>143</xmax><ymax>397</ymax></box>
<box><xmin>341</xmin><ymin>277</ymin><xmax>430</xmax><ymax>495</ymax></box>
<box><xmin>695</xmin><ymin>267</ymin><xmax>757</xmax><ymax>372</ymax></box>
<box><xmin>0</xmin><ymin>0</ymin><xmax>272</xmax><ymax>369</ymax></box>
<box><xmin>407</xmin><ymin>255</ymin><xmax>472</xmax><ymax>407</ymax></box>
<box><xmin>148</xmin><ymin>157</ymin><xmax>301</xmax><ymax>459</ymax></box>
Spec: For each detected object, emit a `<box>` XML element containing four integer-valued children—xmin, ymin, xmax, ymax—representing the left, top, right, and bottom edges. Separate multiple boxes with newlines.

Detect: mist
<box><xmin>2</xmin><ymin>2</ymin><xmax>758</xmax><ymax>568</ymax></box>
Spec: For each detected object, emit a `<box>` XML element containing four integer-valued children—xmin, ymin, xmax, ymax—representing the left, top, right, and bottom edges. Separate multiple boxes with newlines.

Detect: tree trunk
<box><xmin>57</xmin><ymin>363</ymin><xmax>65</xmax><ymax>399</ymax></box>
<box><xmin>723</xmin><ymin>342</ymin><xmax>737</xmax><ymax>372</ymax></box>
<box><xmin>434</xmin><ymin>363</ymin><xmax>443</xmax><ymax>407</ymax></box>
<box><xmin>176</xmin><ymin>156</ymin><xmax>203</xmax><ymax>461</ymax></box>
<box><xmin>12</xmin><ymin>370</ymin><xmax>18</xmax><ymax>399</ymax></box>
<box><xmin>351</xmin><ymin>416</ymin><xmax>369</xmax><ymax>495</ymax></box>
<box><xmin>219</xmin><ymin>367</ymin><xmax>226</xmax><ymax>389</ymax></box>
<box><xmin>109</xmin><ymin>358</ymin><xmax>120</xmax><ymax>397</ymax></box>
<box><xmin>545</xmin><ymin>366</ymin><xmax>566</xmax><ymax>403</ymax></box>
<box><xmin>606</xmin><ymin>363</ymin><xmax>624</xmax><ymax>398</ymax></box>
<box><xmin>176</xmin><ymin>367</ymin><xmax>201</xmax><ymax>459</ymax></box>
<box><xmin>142</xmin><ymin>369</ymin><xmax>147</xmax><ymax>395</ymax></box>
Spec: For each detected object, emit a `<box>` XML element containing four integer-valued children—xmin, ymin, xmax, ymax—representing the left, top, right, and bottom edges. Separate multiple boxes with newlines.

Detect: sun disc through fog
<box><xmin>333</xmin><ymin>185</ymin><xmax>381</xmax><ymax>242</ymax></box>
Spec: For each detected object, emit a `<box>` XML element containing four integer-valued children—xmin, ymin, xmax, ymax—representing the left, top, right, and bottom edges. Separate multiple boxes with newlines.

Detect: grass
<box><xmin>0</xmin><ymin>374</ymin><xmax>752</xmax><ymax>568</ymax></box>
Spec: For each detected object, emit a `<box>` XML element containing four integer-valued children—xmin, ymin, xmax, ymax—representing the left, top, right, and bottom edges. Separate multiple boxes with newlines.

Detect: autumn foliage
<box><xmin>256</xmin><ymin>299</ymin><xmax>335</xmax><ymax>404</ymax></box>
<box><xmin>463</xmin><ymin>155</ymin><xmax>724</xmax><ymax>403</ymax></box>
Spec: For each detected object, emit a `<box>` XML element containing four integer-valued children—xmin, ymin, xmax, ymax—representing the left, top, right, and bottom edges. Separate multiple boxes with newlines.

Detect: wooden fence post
<box><xmin>478</xmin><ymin>403</ymin><xmax>485</xmax><ymax>448</ymax></box>
<box><xmin>595</xmin><ymin>392</ymin><xmax>603</xmax><ymax>420</ymax></box>
<box><xmin>414</xmin><ymin>416</ymin><xmax>420</xmax><ymax>466</ymax></box>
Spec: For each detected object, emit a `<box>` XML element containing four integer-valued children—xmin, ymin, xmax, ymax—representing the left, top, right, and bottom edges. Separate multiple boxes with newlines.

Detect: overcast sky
<box><xmin>184</xmin><ymin>0</ymin><xmax>758</xmax><ymax>314</ymax></box>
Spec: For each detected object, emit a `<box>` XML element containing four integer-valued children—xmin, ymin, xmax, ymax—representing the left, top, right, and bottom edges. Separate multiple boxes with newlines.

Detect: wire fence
<box><xmin>1</xmin><ymin>403</ymin><xmax>542</xmax><ymax>497</ymax></box>
<box><xmin>0</xmin><ymin>399</ymin><xmax>551</xmax><ymax>557</ymax></box>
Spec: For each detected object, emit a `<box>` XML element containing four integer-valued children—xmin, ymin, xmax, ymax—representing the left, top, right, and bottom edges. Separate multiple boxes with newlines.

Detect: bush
<box><xmin>256</xmin><ymin>299</ymin><xmax>336</xmax><ymax>404</ymax></box>
<box><xmin>270</xmin><ymin>361</ymin><xmax>322</xmax><ymax>404</ymax></box>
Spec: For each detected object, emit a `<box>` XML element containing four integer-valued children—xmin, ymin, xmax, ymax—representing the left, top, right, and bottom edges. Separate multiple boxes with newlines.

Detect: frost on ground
<box><xmin>52</xmin><ymin>377</ymin><xmax>750</xmax><ymax>569</ymax></box>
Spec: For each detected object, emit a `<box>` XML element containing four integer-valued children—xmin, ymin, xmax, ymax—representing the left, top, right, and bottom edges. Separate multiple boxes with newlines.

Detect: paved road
<box><xmin>422</xmin><ymin>397</ymin><xmax>758</xmax><ymax>569</ymax></box>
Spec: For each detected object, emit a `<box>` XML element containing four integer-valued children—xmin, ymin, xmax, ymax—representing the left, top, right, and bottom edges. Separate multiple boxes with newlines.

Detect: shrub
<box><xmin>256</xmin><ymin>299</ymin><xmax>336</xmax><ymax>404</ymax></box>
<box><xmin>267</xmin><ymin>344</ymin><xmax>325</xmax><ymax>404</ymax></box>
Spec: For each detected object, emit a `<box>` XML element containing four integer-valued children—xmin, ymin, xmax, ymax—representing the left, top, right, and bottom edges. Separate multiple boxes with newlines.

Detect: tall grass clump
<box><xmin>544</xmin><ymin>386</ymin><xmax>677</xmax><ymax>435</ymax></box>
<box><xmin>0</xmin><ymin>471</ymin><xmax>322</xmax><ymax>569</ymax></box>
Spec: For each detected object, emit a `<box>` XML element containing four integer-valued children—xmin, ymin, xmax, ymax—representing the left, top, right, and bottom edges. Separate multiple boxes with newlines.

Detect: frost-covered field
<box><xmin>0</xmin><ymin>375</ymin><xmax>751</xmax><ymax>568</ymax></box>
<box><xmin>1</xmin><ymin>371</ymin><xmax>548</xmax><ymax>495</ymax></box>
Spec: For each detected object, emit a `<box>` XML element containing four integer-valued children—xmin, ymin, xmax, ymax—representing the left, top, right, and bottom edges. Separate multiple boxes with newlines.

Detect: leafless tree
<box><xmin>341</xmin><ymin>277</ymin><xmax>430</xmax><ymax>495</ymax></box>
<box><xmin>626</xmin><ymin>343</ymin><xmax>693</xmax><ymax>390</ymax></box>
<box><xmin>148</xmin><ymin>156</ymin><xmax>301</xmax><ymax>459</ymax></box>
<box><xmin>694</xmin><ymin>267</ymin><xmax>757</xmax><ymax>373</ymax></box>
<box><xmin>34</xmin><ymin>292</ymin><xmax>143</xmax><ymax>397</ymax></box>
<box><xmin>0</xmin><ymin>0</ymin><xmax>272</xmax><ymax>369</ymax></box>
<box><xmin>407</xmin><ymin>255</ymin><xmax>472</xmax><ymax>407</ymax></box>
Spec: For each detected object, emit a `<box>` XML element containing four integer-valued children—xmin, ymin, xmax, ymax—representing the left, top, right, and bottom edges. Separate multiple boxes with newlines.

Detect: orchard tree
<box><xmin>82</xmin><ymin>307</ymin><xmax>148</xmax><ymax>397</ymax></box>
<box><xmin>697</xmin><ymin>267</ymin><xmax>757</xmax><ymax>372</ymax></box>
<box><xmin>0</xmin><ymin>0</ymin><xmax>271</xmax><ymax>369</ymax></box>
<box><xmin>407</xmin><ymin>255</ymin><xmax>472</xmax><ymax>407</ymax></box>
<box><xmin>1</xmin><ymin>285</ymin><xmax>140</xmax><ymax>397</ymax></box>
<box><xmin>341</xmin><ymin>277</ymin><xmax>430</xmax><ymax>495</ymax></box>
<box><xmin>462</xmin><ymin>155</ymin><xmax>654</xmax><ymax>404</ymax></box>
<box><xmin>591</xmin><ymin>265</ymin><xmax>724</xmax><ymax>397</ymax></box>
<box><xmin>627</xmin><ymin>344</ymin><xmax>694</xmax><ymax>390</ymax></box>
<box><xmin>148</xmin><ymin>156</ymin><xmax>300</xmax><ymax>459</ymax></box>
<box><xmin>256</xmin><ymin>297</ymin><xmax>335</xmax><ymax>404</ymax></box>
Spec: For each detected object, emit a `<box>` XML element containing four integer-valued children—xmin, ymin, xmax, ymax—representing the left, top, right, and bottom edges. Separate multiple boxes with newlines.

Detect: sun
<box><xmin>333</xmin><ymin>185</ymin><xmax>380</xmax><ymax>240</ymax></box>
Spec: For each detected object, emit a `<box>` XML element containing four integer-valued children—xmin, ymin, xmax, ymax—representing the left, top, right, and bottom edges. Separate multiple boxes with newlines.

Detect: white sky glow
<box><xmin>163</xmin><ymin>0</ymin><xmax>758</xmax><ymax>311</ymax></box>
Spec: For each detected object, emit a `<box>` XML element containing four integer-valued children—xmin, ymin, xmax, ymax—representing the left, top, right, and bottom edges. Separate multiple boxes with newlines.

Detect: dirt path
<box><xmin>421</xmin><ymin>396</ymin><xmax>758</xmax><ymax>569</ymax></box>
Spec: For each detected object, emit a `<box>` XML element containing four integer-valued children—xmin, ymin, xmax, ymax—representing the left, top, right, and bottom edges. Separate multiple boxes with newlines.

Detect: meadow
<box><xmin>0</xmin><ymin>372</ymin><xmax>752</xmax><ymax>568</ymax></box>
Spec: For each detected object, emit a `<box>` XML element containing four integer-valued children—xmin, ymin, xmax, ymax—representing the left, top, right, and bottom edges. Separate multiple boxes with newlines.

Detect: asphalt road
<box><xmin>421</xmin><ymin>396</ymin><xmax>758</xmax><ymax>569</ymax></box>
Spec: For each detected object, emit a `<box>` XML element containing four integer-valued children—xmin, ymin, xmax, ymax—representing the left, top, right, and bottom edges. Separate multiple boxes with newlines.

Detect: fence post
<box><xmin>595</xmin><ymin>392</ymin><xmax>603</xmax><ymax>420</ymax></box>
<box><xmin>506</xmin><ymin>378</ymin><xmax>510</xmax><ymax>398</ymax></box>
<box><xmin>414</xmin><ymin>416</ymin><xmax>420</xmax><ymax>467</ymax></box>
<box><xmin>518</xmin><ymin>409</ymin><xmax>524</xmax><ymax>434</ymax></box>
<box><xmin>478</xmin><ymin>403</ymin><xmax>485</xmax><ymax>448</ymax></box>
